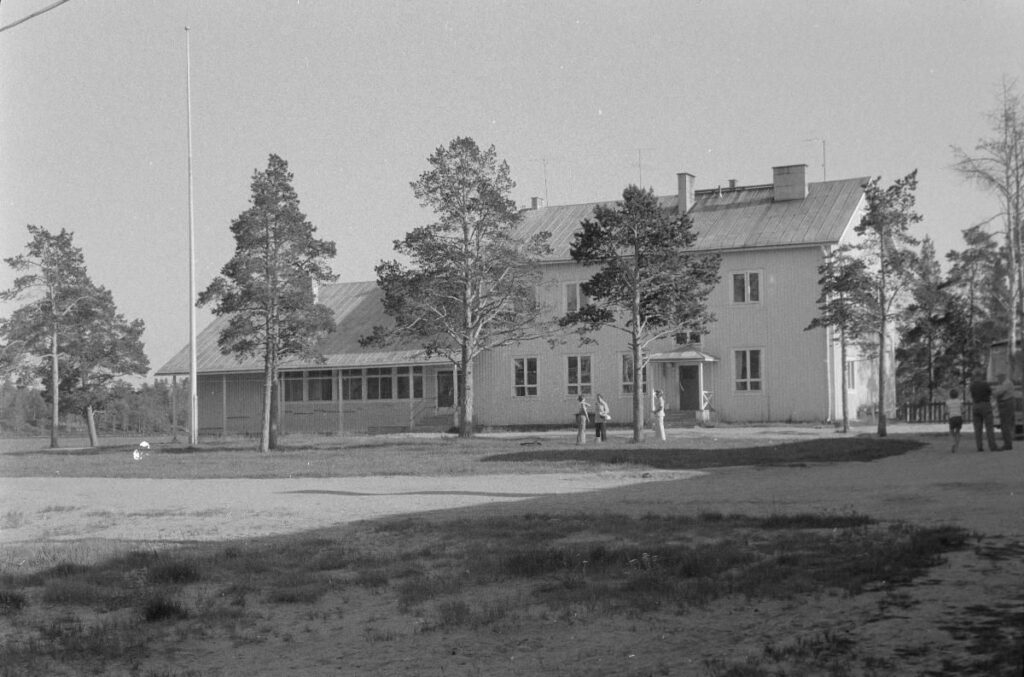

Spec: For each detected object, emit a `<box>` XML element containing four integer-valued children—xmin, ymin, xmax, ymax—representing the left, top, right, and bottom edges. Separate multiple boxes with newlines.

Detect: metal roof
<box><xmin>158</xmin><ymin>177</ymin><xmax>866</xmax><ymax>377</ymax></box>
<box><xmin>517</xmin><ymin>177</ymin><xmax>868</xmax><ymax>260</ymax></box>
<box><xmin>155</xmin><ymin>281</ymin><xmax>448</xmax><ymax>376</ymax></box>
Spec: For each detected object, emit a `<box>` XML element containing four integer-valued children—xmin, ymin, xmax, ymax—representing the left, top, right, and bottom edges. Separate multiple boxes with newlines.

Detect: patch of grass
<box><xmin>0</xmin><ymin>511</ymin><xmax>25</xmax><ymax>529</ymax></box>
<box><xmin>0</xmin><ymin>589</ymin><xmax>27</xmax><ymax>614</ymax></box>
<box><xmin>143</xmin><ymin>594</ymin><xmax>188</xmax><ymax>622</ymax></box>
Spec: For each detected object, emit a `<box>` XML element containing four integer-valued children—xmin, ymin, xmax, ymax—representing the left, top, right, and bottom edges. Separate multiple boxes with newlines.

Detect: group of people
<box><xmin>574</xmin><ymin>390</ymin><xmax>668</xmax><ymax>444</ymax></box>
<box><xmin>946</xmin><ymin>370</ymin><xmax>1017</xmax><ymax>453</ymax></box>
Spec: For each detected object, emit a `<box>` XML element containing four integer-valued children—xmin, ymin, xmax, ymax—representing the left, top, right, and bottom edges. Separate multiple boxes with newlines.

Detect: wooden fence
<box><xmin>896</xmin><ymin>402</ymin><xmax>972</xmax><ymax>423</ymax></box>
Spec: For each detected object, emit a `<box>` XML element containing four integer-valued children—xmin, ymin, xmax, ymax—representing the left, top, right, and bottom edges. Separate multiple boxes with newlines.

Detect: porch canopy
<box><xmin>647</xmin><ymin>349</ymin><xmax>718</xmax><ymax>363</ymax></box>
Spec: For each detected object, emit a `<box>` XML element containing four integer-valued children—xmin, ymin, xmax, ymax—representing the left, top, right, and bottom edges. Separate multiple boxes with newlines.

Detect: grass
<box><xmin>0</xmin><ymin>432</ymin><xmax>922</xmax><ymax>479</ymax></box>
<box><xmin>0</xmin><ymin>508</ymin><xmax>978</xmax><ymax>675</ymax></box>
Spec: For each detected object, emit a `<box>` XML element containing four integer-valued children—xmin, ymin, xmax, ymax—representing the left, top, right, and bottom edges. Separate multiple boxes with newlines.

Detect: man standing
<box><xmin>994</xmin><ymin>373</ymin><xmax>1016</xmax><ymax>451</ymax></box>
<box><xmin>969</xmin><ymin>370</ymin><xmax>999</xmax><ymax>452</ymax></box>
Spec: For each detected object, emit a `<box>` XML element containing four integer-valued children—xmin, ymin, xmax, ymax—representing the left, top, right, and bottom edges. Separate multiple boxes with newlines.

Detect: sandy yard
<box><xmin>1</xmin><ymin>430</ymin><xmax>1022</xmax><ymax>676</ymax></box>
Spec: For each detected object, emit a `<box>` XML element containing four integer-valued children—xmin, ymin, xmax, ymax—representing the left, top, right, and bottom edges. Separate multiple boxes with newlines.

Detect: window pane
<box><xmin>750</xmin><ymin>350</ymin><xmax>761</xmax><ymax>379</ymax></box>
<box><xmin>307</xmin><ymin>370</ymin><xmax>333</xmax><ymax>402</ymax></box>
<box><xmin>341</xmin><ymin>369</ymin><xmax>362</xmax><ymax>400</ymax></box>
<box><xmin>736</xmin><ymin>352</ymin><xmax>747</xmax><ymax>380</ymax></box>
<box><xmin>283</xmin><ymin>372</ymin><xmax>303</xmax><ymax>402</ymax></box>
<box><xmin>748</xmin><ymin>273</ymin><xmax>760</xmax><ymax>302</ymax></box>
<box><xmin>733</xmin><ymin>274</ymin><xmax>745</xmax><ymax>303</ymax></box>
<box><xmin>565</xmin><ymin>283</ymin><xmax>579</xmax><ymax>313</ymax></box>
<box><xmin>526</xmin><ymin>358</ymin><xmax>537</xmax><ymax>387</ymax></box>
<box><xmin>413</xmin><ymin>367</ymin><xmax>423</xmax><ymax>399</ymax></box>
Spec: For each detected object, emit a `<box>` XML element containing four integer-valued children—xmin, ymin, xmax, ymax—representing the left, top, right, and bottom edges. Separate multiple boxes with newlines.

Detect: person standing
<box><xmin>945</xmin><ymin>388</ymin><xmax>963</xmax><ymax>453</ymax></box>
<box><xmin>652</xmin><ymin>389</ymin><xmax>666</xmax><ymax>442</ymax></box>
<box><xmin>969</xmin><ymin>370</ymin><xmax>999</xmax><ymax>452</ymax></box>
<box><xmin>994</xmin><ymin>373</ymin><xmax>1016</xmax><ymax>451</ymax></box>
<box><xmin>575</xmin><ymin>394</ymin><xmax>591</xmax><ymax>445</ymax></box>
<box><xmin>594</xmin><ymin>394</ymin><xmax>610</xmax><ymax>442</ymax></box>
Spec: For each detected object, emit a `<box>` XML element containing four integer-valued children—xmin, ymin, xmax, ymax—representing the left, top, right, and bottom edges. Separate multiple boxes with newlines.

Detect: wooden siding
<box><xmin>475</xmin><ymin>249</ymin><xmax>836</xmax><ymax>426</ymax></box>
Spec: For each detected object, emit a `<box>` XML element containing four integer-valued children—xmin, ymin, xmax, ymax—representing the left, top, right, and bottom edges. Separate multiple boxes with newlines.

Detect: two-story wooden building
<box><xmin>156</xmin><ymin>164</ymin><xmax>879</xmax><ymax>434</ymax></box>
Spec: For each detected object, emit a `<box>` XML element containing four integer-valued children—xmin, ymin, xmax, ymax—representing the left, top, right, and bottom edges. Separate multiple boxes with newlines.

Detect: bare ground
<box><xmin>1</xmin><ymin>429</ymin><xmax>1022</xmax><ymax>675</ymax></box>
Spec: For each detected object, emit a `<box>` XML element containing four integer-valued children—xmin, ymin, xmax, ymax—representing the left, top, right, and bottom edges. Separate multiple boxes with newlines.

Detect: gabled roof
<box><xmin>155</xmin><ymin>281</ymin><xmax>447</xmax><ymax>376</ymax></box>
<box><xmin>158</xmin><ymin>176</ymin><xmax>867</xmax><ymax>377</ymax></box>
<box><xmin>517</xmin><ymin>177</ymin><xmax>868</xmax><ymax>260</ymax></box>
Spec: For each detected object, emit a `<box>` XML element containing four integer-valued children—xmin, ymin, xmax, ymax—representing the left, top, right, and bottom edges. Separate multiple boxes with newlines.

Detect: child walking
<box><xmin>946</xmin><ymin>388</ymin><xmax>963</xmax><ymax>453</ymax></box>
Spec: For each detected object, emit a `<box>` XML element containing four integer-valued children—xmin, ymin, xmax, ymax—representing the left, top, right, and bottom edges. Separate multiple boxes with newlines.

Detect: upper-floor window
<box><xmin>732</xmin><ymin>271</ymin><xmax>761</xmax><ymax>304</ymax></box>
<box><xmin>735</xmin><ymin>349</ymin><xmax>762</xmax><ymax>391</ymax></box>
<box><xmin>513</xmin><ymin>357</ymin><xmax>538</xmax><ymax>397</ymax></box>
<box><xmin>679</xmin><ymin>331</ymin><xmax>702</xmax><ymax>344</ymax></box>
<box><xmin>621</xmin><ymin>354</ymin><xmax>648</xmax><ymax>395</ymax></box>
<box><xmin>845</xmin><ymin>361</ymin><xmax>856</xmax><ymax>390</ymax></box>
<box><xmin>567</xmin><ymin>355</ymin><xmax>592</xmax><ymax>395</ymax></box>
<box><xmin>564</xmin><ymin>282</ymin><xmax>591</xmax><ymax>314</ymax></box>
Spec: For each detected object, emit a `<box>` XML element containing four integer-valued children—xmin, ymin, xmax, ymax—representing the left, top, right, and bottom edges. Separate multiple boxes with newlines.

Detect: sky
<box><xmin>2</xmin><ymin>0</ymin><xmax>1023</xmax><ymax>379</ymax></box>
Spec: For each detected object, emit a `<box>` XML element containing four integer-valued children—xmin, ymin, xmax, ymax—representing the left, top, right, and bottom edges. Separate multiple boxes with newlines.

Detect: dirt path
<box><xmin>0</xmin><ymin>470</ymin><xmax>703</xmax><ymax>544</ymax></box>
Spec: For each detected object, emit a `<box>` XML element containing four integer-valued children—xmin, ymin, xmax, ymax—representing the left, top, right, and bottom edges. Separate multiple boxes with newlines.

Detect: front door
<box><xmin>436</xmin><ymin>371</ymin><xmax>455</xmax><ymax>410</ymax></box>
<box><xmin>679</xmin><ymin>365</ymin><xmax>700</xmax><ymax>410</ymax></box>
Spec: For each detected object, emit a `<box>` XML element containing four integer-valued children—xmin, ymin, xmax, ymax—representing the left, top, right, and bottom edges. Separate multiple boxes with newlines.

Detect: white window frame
<box><xmin>731</xmin><ymin>271</ymin><xmax>762</xmax><ymax>304</ymax></box>
<box><xmin>845</xmin><ymin>361</ymin><xmax>856</xmax><ymax>390</ymax></box>
<box><xmin>282</xmin><ymin>371</ymin><xmax>304</xmax><ymax>402</ymax></box>
<box><xmin>396</xmin><ymin>366</ymin><xmax>424</xmax><ymax>400</ymax></box>
<box><xmin>620</xmin><ymin>354</ymin><xmax>648</xmax><ymax>395</ymax></box>
<box><xmin>512</xmin><ymin>357</ymin><xmax>539</xmax><ymax>397</ymax></box>
<box><xmin>734</xmin><ymin>348</ymin><xmax>763</xmax><ymax>392</ymax></box>
<box><xmin>564</xmin><ymin>282</ymin><xmax>590</xmax><ymax>314</ymax></box>
<box><xmin>566</xmin><ymin>355</ymin><xmax>593</xmax><ymax>396</ymax></box>
<box><xmin>365</xmin><ymin>367</ymin><xmax>394</xmax><ymax>400</ymax></box>
<box><xmin>341</xmin><ymin>369</ymin><xmax>363</xmax><ymax>401</ymax></box>
<box><xmin>306</xmin><ymin>370</ymin><xmax>334</xmax><ymax>402</ymax></box>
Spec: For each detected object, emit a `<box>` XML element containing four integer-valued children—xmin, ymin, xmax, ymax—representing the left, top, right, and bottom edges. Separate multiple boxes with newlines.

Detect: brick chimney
<box><xmin>772</xmin><ymin>164</ymin><xmax>808</xmax><ymax>201</ymax></box>
<box><xmin>677</xmin><ymin>172</ymin><xmax>695</xmax><ymax>215</ymax></box>
<box><xmin>530</xmin><ymin>196</ymin><xmax>545</xmax><ymax>209</ymax></box>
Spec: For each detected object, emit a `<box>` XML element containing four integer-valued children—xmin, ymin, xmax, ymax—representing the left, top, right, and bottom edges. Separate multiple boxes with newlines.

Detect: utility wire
<box><xmin>0</xmin><ymin>0</ymin><xmax>74</xmax><ymax>35</ymax></box>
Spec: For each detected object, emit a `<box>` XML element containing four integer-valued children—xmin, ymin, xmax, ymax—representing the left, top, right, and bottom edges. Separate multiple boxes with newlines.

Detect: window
<box><xmin>732</xmin><ymin>271</ymin><xmax>761</xmax><ymax>304</ymax></box>
<box><xmin>513</xmin><ymin>357</ymin><xmax>538</xmax><ymax>397</ymax></box>
<box><xmin>396</xmin><ymin>366</ymin><xmax>423</xmax><ymax>399</ymax></box>
<box><xmin>307</xmin><ymin>370</ymin><xmax>333</xmax><ymax>402</ymax></box>
<box><xmin>621</xmin><ymin>355</ymin><xmax>648</xmax><ymax>394</ymax></box>
<box><xmin>282</xmin><ymin>372</ymin><xmax>304</xmax><ymax>402</ymax></box>
<box><xmin>845</xmin><ymin>361</ymin><xmax>856</xmax><ymax>390</ymax></box>
<box><xmin>735</xmin><ymin>349</ymin><xmax>762</xmax><ymax>391</ymax></box>
<box><xmin>341</xmin><ymin>369</ymin><xmax>363</xmax><ymax>400</ymax></box>
<box><xmin>567</xmin><ymin>355</ymin><xmax>592</xmax><ymax>395</ymax></box>
<box><xmin>680</xmin><ymin>331</ymin><xmax>701</xmax><ymax>344</ymax></box>
<box><xmin>366</xmin><ymin>367</ymin><xmax>393</xmax><ymax>400</ymax></box>
<box><xmin>564</xmin><ymin>282</ymin><xmax>590</xmax><ymax>313</ymax></box>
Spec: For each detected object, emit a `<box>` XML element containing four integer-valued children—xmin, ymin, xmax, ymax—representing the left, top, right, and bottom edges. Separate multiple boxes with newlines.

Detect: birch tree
<box><xmin>952</xmin><ymin>79</ymin><xmax>1024</xmax><ymax>380</ymax></box>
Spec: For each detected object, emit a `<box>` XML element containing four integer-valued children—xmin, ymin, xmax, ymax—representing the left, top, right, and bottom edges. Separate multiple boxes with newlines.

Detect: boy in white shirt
<box><xmin>946</xmin><ymin>388</ymin><xmax>963</xmax><ymax>453</ymax></box>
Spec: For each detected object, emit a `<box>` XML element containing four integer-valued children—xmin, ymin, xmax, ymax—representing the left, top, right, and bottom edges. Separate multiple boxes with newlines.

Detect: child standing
<box><xmin>946</xmin><ymin>388</ymin><xmax>963</xmax><ymax>453</ymax></box>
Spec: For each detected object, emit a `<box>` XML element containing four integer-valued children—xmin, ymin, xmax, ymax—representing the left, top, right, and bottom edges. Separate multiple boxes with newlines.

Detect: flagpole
<box><xmin>185</xmin><ymin>26</ymin><xmax>198</xmax><ymax>447</ymax></box>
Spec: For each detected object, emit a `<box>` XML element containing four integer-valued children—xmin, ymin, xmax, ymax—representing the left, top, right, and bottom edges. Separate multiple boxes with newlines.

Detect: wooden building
<box><xmin>156</xmin><ymin>164</ymin><xmax>877</xmax><ymax>434</ymax></box>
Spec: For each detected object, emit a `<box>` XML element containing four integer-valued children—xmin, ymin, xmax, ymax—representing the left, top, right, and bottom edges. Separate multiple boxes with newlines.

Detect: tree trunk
<box><xmin>260</xmin><ymin>357</ymin><xmax>273</xmax><ymax>453</ymax></box>
<box><xmin>49</xmin><ymin>330</ymin><xmax>59</xmax><ymax>448</ymax></box>
<box><xmin>840</xmin><ymin>330</ymin><xmax>849</xmax><ymax>433</ymax></box>
<box><xmin>269</xmin><ymin>378</ymin><xmax>279</xmax><ymax>449</ymax></box>
<box><xmin>877</xmin><ymin>324</ymin><xmax>888</xmax><ymax>437</ymax></box>
<box><xmin>458</xmin><ymin>342</ymin><xmax>474</xmax><ymax>438</ymax></box>
<box><xmin>86</xmin><ymin>404</ymin><xmax>99</xmax><ymax>447</ymax></box>
<box><xmin>630</xmin><ymin>307</ymin><xmax>644</xmax><ymax>443</ymax></box>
